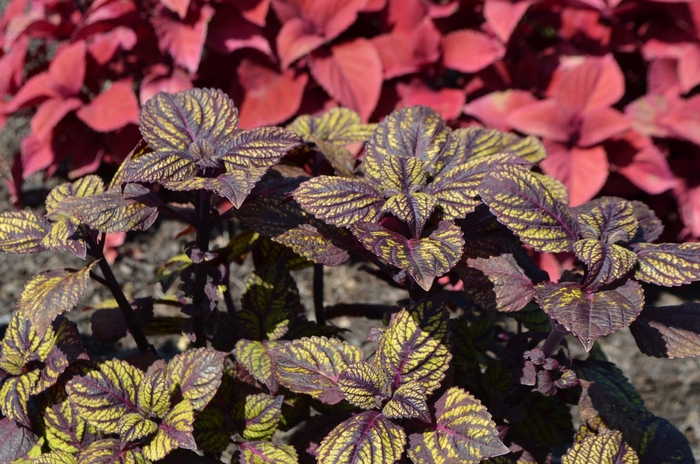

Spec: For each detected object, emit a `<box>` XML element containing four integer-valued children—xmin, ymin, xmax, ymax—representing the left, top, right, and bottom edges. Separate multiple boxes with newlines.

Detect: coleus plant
<box><xmin>0</xmin><ymin>88</ymin><xmax>699</xmax><ymax>463</ymax></box>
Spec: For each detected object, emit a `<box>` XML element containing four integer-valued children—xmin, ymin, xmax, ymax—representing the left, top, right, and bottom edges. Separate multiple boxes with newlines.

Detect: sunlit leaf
<box><xmin>41</xmin><ymin>386</ymin><xmax>88</xmax><ymax>454</ymax></box>
<box><xmin>75</xmin><ymin>439</ymin><xmax>121</xmax><ymax>463</ymax></box>
<box><xmin>630</xmin><ymin>303</ymin><xmax>700</xmax><ymax>358</ymax></box>
<box><xmin>535</xmin><ymin>281</ymin><xmax>644</xmax><ymax>351</ymax></box>
<box><xmin>143</xmin><ymin>400</ymin><xmax>197</xmax><ymax>461</ymax></box>
<box><xmin>573</xmin><ymin>197</ymin><xmax>638</xmax><ymax>244</ymax></box>
<box><xmin>234</xmin><ymin>393</ymin><xmax>283</xmax><ymax>441</ymax></box>
<box><xmin>407</xmin><ymin>387</ymin><xmax>508</xmax><ymax>463</ymax></box>
<box><xmin>462</xmin><ymin>126</ymin><xmax>547</xmax><ymax>164</ymax></box>
<box><xmin>562</xmin><ymin>429</ymin><xmax>638</xmax><ymax>463</ymax></box>
<box><xmin>219</xmin><ymin>126</ymin><xmax>301</xmax><ymax>172</ymax></box>
<box><xmin>40</xmin><ymin>216</ymin><xmax>86</xmax><ymax>260</ymax></box>
<box><xmin>35</xmin><ymin>318</ymin><xmax>87</xmax><ymax>395</ymax></box>
<box><xmin>118</xmin><ymin>412</ymin><xmax>158</xmax><ymax>442</ymax></box>
<box><xmin>406</xmin><ymin>296</ymin><xmax>448</xmax><ymax>343</ymax></box>
<box><xmin>337</xmin><ymin>361</ymin><xmax>391</xmax><ymax>409</ymax></box>
<box><xmin>110</xmin><ymin>139</ymin><xmax>153</xmax><ymax>189</ymax></box>
<box><xmin>234</xmin><ymin>339</ymin><xmax>279</xmax><ymax>393</ymax></box>
<box><xmin>269</xmin><ymin>336</ymin><xmax>363</xmax><ymax>404</ymax></box>
<box><xmin>382</xmin><ymin>192</ymin><xmax>436</xmax><ymax>237</ymax></box>
<box><xmin>166</xmin><ymin>348</ymin><xmax>226</xmax><ymax>411</ymax></box>
<box><xmin>632</xmin><ymin>243</ymin><xmax>700</xmax><ymax>287</ymax></box>
<box><xmin>317</xmin><ymin>411</ymin><xmax>406</xmax><ymax>464</ymax></box>
<box><xmin>0</xmin><ymin>371</ymin><xmax>39</xmax><ymax>427</ymax></box>
<box><xmin>382</xmin><ymin>381</ymin><xmax>430</xmax><ymax>422</ymax></box>
<box><xmin>376</xmin><ymin>309</ymin><xmax>450</xmax><ymax>394</ymax></box>
<box><xmin>353</xmin><ymin>221</ymin><xmax>464</xmax><ymax>290</ymax></box>
<box><xmin>123</xmin><ymin>151</ymin><xmax>198</xmax><ymax>184</ymax></box>
<box><xmin>65</xmin><ymin>359</ymin><xmax>144</xmax><ymax>434</ymax></box>
<box><xmin>18</xmin><ymin>261</ymin><xmax>97</xmax><ymax>337</ymax></box>
<box><xmin>138</xmin><ymin>367</ymin><xmax>171</xmax><ymax>419</ymax></box>
<box><xmin>0</xmin><ymin>211</ymin><xmax>50</xmax><ymax>254</ymax></box>
<box><xmin>0</xmin><ymin>311</ymin><xmax>55</xmax><ymax>376</ymax></box>
<box><xmin>574</xmin><ymin>239</ymin><xmax>637</xmax><ymax>287</ymax></box>
<box><xmin>45</xmin><ymin>176</ymin><xmax>105</xmax><ymax>213</ymax></box>
<box><xmin>288</xmin><ymin>107</ymin><xmax>375</xmax><ymax>145</ymax></box>
<box><xmin>238</xmin><ymin>441</ymin><xmax>299</xmax><ymax>464</ymax></box>
<box><xmin>139</xmin><ymin>88</ymin><xmax>238</xmax><ymax>152</ymax></box>
<box><xmin>479</xmin><ymin>164</ymin><xmax>578</xmax><ymax>252</ymax></box>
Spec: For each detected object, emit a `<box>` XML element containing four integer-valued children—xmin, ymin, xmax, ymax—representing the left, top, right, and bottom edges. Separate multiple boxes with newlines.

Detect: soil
<box><xmin>0</xmin><ymin>118</ymin><xmax>699</xmax><ymax>459</ymax></box>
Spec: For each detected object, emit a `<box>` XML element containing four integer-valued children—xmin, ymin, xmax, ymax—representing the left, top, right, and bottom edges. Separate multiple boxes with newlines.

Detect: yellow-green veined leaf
<box><xmin>109</xmin><ymin>139</ymin><xmax>153</xmax><ymax>189</ymax></box>
<box><xmin>237</xmin><ymin>441</ymin><xmax>299</xmax><ymax>464</ymax></box>
<box><xmin>137</xmin><ymin>368</ymin><xmax>171</xmax><ymax>419</ymax></box>
<box><xmin>234</xmin><ymin>339</ymin><xmax>279</xmax><ymax>393</ymax></box>
<box><xmin>220</xmin><ymin>126</ymin><xmax>301</xmax><ymax>171</ymax></box>
<box><xmin>0</xmin><ymin>210</ymin><xmax>50</xmax><ymax>254</ymax></box>
<box><xmin>18</xmin><ymin>261</ymin><xmax>96</xmax><ymax>337</ymax></box>
<box><xmin>382</xmin><ymin>380</ymin><xmax>430</xmax><ymax>422</ymax></box>
<box><xmin>42</xmin><ymin>386</ymin><xmax>87</xmax><ymax>454</ymax></box>
<box><xmin>632</xmin><ymin>243</ymin><xmax>700</xmax><ymax>286</ymax></box>
<box><xmin>241</xmin><ymin>263</ymin><xmax>303</xmax><ymax>333</ymax></box>
<box><xmin>41</xmin><ymin>216</ymin><xmax>86</xmax><ymax>260</ymax></box>
<box><xmin>630</xmin><ymin>200</ymin><xmax>663</xmax><ymax>243</ymax></box>
<box><xmin>381</xmin><ymin>193</ymin><xmax>437</xmax><ymax>237</ymax></box>
<box><xmin>573</xmin><ymin>197</ymin><xmax>638</xmax><ymax>244</ymax></box>
<box><xmin>269</xmin><ymin>336</ymin><xmax>363</xmax><ymax>404</ymax></box>
<box><xmin>168</xmin><ymin>170</ymin><xmax>262</xmax><ymax>208</ymax></box>
<box><xmin>337</xmin><ymin>361</ymin><xmax>391</xmax><ymax>410</ymax></box>
<box><xmin>123</xmin><ymin>151</ymin><xmax>198</xmax><ymax>184</ymax></box>
<box><xmin>288</xmin><ymin>107</ymin><xmax>375</xmax><ymax>144</ymax></box>
<box><xmin>352</xmin><ymin>221</ymin><xmax>464</xmax><ymax>291</ymax></box>
<box><xmin>562</xmin><ymin>429</ymin><xmax>638</xmax><ymax>464</ymax></box>
<box><xmin>407</xmin><ymin>387</ymin><xmax>508</xmax><ymax>463</ymax></box>
<box><xmin>532</xmin><ymin>172</ymin><xmax>569</xmax><ymax>205</ymax></box>
<box><xmin>479</xmin><ymin>164</ymin><xmax>579</xmax><ymax>252</ymax></box>
<box><xmin>376</xmin><ymin>309</ymin><xmax>451</xmax><ymax>395</ymax></box>
<box><xmin>140</xmin><ymin>88</ymin><xmax>238</xmax><ymax>152</ymax></box>
<box><xmin>0</xmin><ymin>311</ymin><xmax>56</xmax><ymax>375</ymax></box>
<box><xmin>630</xmin><ymin>303</ymin><xmax>700</xmax><ymax>358</ymax></box>
<box><xmin>317</xmin><ymin>411</ymin><xmax>406</xmax><ymax>464</ymax></box>
<box><xmin>535</xmin><ymin>281</ymin><xmax>644</xmax><ymax>351</ymax></box>
<box><xmin>274</xmin><ymin>225</ymin><xmax>351</xmax><ymax>267</ymax></box>
<box><xmin>65</xmin><ymin>359</ymin><xmax>144</xmax><ymax>434</ymax></box>
<box><xmin>311</xmin><ymin>137</ymin><xmax>357</xmax><ymax>177</ymax></box>
<box><xmin>193</xmin><ymin>408</ymin><xmax>230</xmax><ymax>455</ymax></box>
<box><xmin>294</xmin><ymin>176</ymin><xmax>384</xmax><ymax>227</ymax></box>
<box><xmin>76</xmin><ymin>438</ymin><xmax>121</xmax><ymax>463</ymax></box>
<box><xmin>406</xmin><ymin>296</ymin><xmax>448</xmax><ymax>343</ymax></box>
<box><xmin>0</xmin><ymin>371</ymin><xmax>39</xmax><ymax>427</ymax></box>
<box><xmin>574</xmin><ymin>239</ymin><xmax>637</xmax><ymax>287</ymax></box>
<box><xmin>49</xmin><ymin>184</ymin><xmax>159</xmax><ymax>234</ymax></box>
<box><xmin>461</xmin><ymin>126</ymin><xmax>546</xmax><ymax>164</ymax></box>
<box><xmin>234</xmin><ymin>393</ymin><xmax>283</xmax><ymax>441</ymax></box>
<box><xmin>0</xmin><ymin>417</ymin><xmax>39</xmax><ymax>463</ymax></box>
<box><xmin>166</xmin><ymin>348</ymin><xmax>226</xmax><ymax>411</ymax></box>
<box><xmin>143</xmin><ymin>399</ymin><xmax>197</xmax><ymax>461</ymax></box>
<box><xmin>380</xmin><ymin>154</ymin><xmax>428</xmax><ymax>192</ymax></box>
<box><xmin>118</xmin><ymin>412</ymin><xmax>158</xmax><ymax>442</ymax></box>
<box><xmin>34</xmin><ymin>318</ymin><xmax>88</xmax><ymax>395</ymax></box>
<box><xmin>364</xmin><ymin>106</ymin><xmax>450</xmax><ymax>179</ymax></box>
<box><xmin>155</xmin><ymin>254</ymin><xmax>193</xmax><ymax>293</ymax></box>
<box><xmin>34</xmin><ymin>451</ymin><xmax>78</xmax><ymax>464</ymax></box>
<box><xmin>45</xmin><ymin>175</ymin><xmax>104</xmax><ymax>213</ymax></box>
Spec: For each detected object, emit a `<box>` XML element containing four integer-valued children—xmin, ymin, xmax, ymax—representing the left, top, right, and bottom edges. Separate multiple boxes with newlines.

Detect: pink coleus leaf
<box><xmin>20</xmin><ymin>134</ymin><xmax>54</xmax><ymax>179</ymax></box>
<box><xmin>396</xmin><ymin>80</ymin><xmax>465</xmax><ymax>121</ymax></box>
<box><xmin>607</xmin><ymin>130</ymin><xmax>677</xmax><ymax>195</ymax></box>
<box><xmin>508</xmin><ymin>99</ymin><xmax>572</xmax><ymax>142</ymax></box>
<box><xmin>464</xmin><ymin>90</ymin><xmax>538</xmax><ymax>131</ymax></box>
<box><xmin>363</xmin><ymin>0</ymin><xmax>386</xmax><ymax>11</ymax></box>
<box><xmin>676</xmin><ymin>183</ymin><xmax>700</xmax><ymax>238</ymax></box>
<box><xmin>151</xmin><ymin>4</ymin><xmax>214</xmax><ymax>74</ymax></box>
<box><xmin>309</xmin><ymin>38</ymin><xmax>382</xmax><ymax>122</ymax></box>
<box><xmin>47</xmin><ymin>41</ymin><xmax>87</xmax><ymax>98</ymax></box>
<box><xmin>30</xmin><ymin>97</ymin><xmax>83</xmax><ymax>141</ymax></box>
<box><xmin>624</xmin><ymin>94</ymin><xmax>683</xmax><ymax>138</ymax></box>
<box><xmin>276</xmin><ymin>19</ymin><xmax>326</xmax><ymax>69</ymax></box>
<box><xmin>663</xmin><ymin>94</ymin><xmax>700</xmax><ymax>146</ymax></box>
<box><xmin>206</xmin><ymin>7</ymin><xmax>272</xmax><ymax>56</ymax></box>
<box><xmin>160</xmin><ymin>0</ymin><xmax>190</xmax><ymax>19</ymax></box>
<box><xmin>76</xmin><ymin>81</ymin><xmax>140</xmax><ymax>133</ymax></box>
<box><xmin>578</xmin><ymin>107</ymin><xmax>630</xmax><ymax>147</ymax></box>
<box><xmin>372</xmin><ymin>17</ymin><xmax>441</xmax><ymax>79</ymax></box>
<box><xmin>442</xmin><ymin>29</ymin><xmax>505</xmax><ymax>73</ymax></box>
<box><xmin>559</xmin><ymin>7</ymin><xmax>611</xmax><ymax>46</ymax></box>
<box><xmin>237</xmin><ymin>59</ymin><xmax>308</xmax><ymax>129</ymax></box>
<box><xmin>87</xmin><ymin>26</ymin><xmax>138</xmax><ymax>65</ymax></box>
<box><xmin>228</xmin><ymin>0</ymin><xmax>271</xmax><ymax>27</ymax></box>
<box><xmin>644</xmin><ymin>39</ymin><xmax>700</xmax><ymax>94</ymax></box>
<box><xmin>483</xmin><ymin>0</ymin><xmax>535</xmax><ymax>43</ymax></box>
<box><xmin>647</xmin><ymin>58</ymin><xmax>682</xmax><ymax>97</ymax></box>
<box><xmin>80</xmin><ymin>0</ymin><xmax>138</xmax><ymax>27</ymax></box>
<box><xmin>3</xmin><ymin>2</ymin><xmax>53</xmax><ymax>49</ymax></box>
<box><xmin>0</xmin><ymin>35</ymin><xmax>28</xmax><ymax>95</ymax></box>
<box><xmin>140</xmin><ymin>66</ymin><xmax>193</xmax><ymax>105</ymax></box>
<box><xmin>540</xmin><ymin>141</ymin><xmax>609</xmax><ymax>206</ymax></box>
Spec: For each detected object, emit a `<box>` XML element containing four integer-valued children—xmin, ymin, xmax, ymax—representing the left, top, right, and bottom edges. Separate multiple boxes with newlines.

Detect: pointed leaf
<box><xmin>396</xmin><ymin>81</ymin><xmax>465</xmax><ymax>121</ymax></box>
<box><xmin>630</xmin><ymin>201</ymin><xmax>663</xmax><ymax>243</ymax></box>
<box><xmin>630</xmin><ymin>303</ymin><xmax>700</xmax><ymax>358</ymax></box>
<box><xmin>139</xmin><ymin>88</ymin><xmax>238</xmax><ymax>152</ymax></box>
<box><xmin>118</xmin><ymin>412</ymin><xmax>158</xmax><ymax>442</ymax></box>
<box><xmin>376</xmin><ymin>309</ymin><xmax>451</xmax><ymax>394</ymax></box>
<box><xmin>535</xmin><ymin>281</ymin><xmax>644</xmax><ymax>351</ymax></box>
<box><xmin>0</xmin><ymin>311</ymin><xmax>55</xmax><ymax>376</ymax></box>
<box><xmin>337</xmin><ymin>361</ymin><xmax>391</xmax><ymax>409</ymax></box>
<box><xmin>464</xmin><ymin>89</ymin><xmax>538</xmax><ymax>132</ymax></box>
<box><xmin>76</xmin><ymin>439</ymin><xmax>121</xmax><ymax>463</ymax></box>
<box><xmin>238</xmin><ymin>441</ymin><xmax>299</xmax><ymax>464</ymax></box>
<box><xmin>234</xmin><ymin>339</ymin><xmax>279</xmax><ymax>393</ymax></box>
<box><xmin>632</xmin><ymin>243</ymin><xmax>700</xmax><ymax>287</ymax></box>
<box><xmin>0</xmin><ymin>210</ymin><xmax>51</xmax><ymax>254</ymax></box>
<box><xmin>123</xmin><ymin>151</ymin><xmax>198</xmax><ymax>184</ymax></box>
<box><xmin>407</xmin><ymin>297</ymin><xmax>449</xmax><ymax>343</ymax></box>
<box><xmin>0</xmin><ymin>372</ymin><xmax>38</xmax><ymax>427</ymax></box>
<box><xmin>288</xmin><ymin>107</ymin><xmax>375</xmax><ymax>145</ymax></box>
<box><xmin>0</xmin><ymin>418</ymin><xmax>37</xmax><ymax>463</ymax></box>
<box><xmin>562</xmin><ymin>429</ymin><xmax>638</xmax><ymax>463</ymax></box>
<box><xmin>235</xmin><ymin>393</ymin><xmax>283</xmax><ymax>441</ymax></box>
<box><xmin>18</xmin><ymin>262</ymin><xmax>96</xmax><ymax>336</ymax></box>
<box><xmin>574</xmin><ymin>239</ymin><xmax>637</xmax><ymax>287</ymax></box>
<box><xmin>65</xmin><ymin>359</ymin><xmax>143</xmax><ymax>434</ymax></box>
<box><xmin>294</xmin><ymin>176</ymin><xmax>384</xmax><ymax>227</ymax></box>
<box><xmin>143</xmin><ymin>399</ymin><xmax>197</xmax><ymax>460</ymax></box>
<box><xmin>353</xmin><ymin>221</ymin><xmax>464</xmax><ymax>290</ymax></box>
<box><xmin>479</xmin><ymin>163</ymin><xmax>578</xmax><ymax>252</ymax></box>
<box><xmin>151</xmin><ymin>5</ymin><xmax>213</xmax><ymax>74</ymax></box>
<box><xmin>551</xmin><ymin>54</ymin><xmax>625</xmax><ymax>114</ymax></box>
<box><xmin>138</xmin><ymin>368</ymin><xmax>171</xmax><ymax>418</ymax></box>
<box><xmin>442</xmin><ymin>29</ymin><xmax>504</xmax><ymax>73</ymax></box>
<box><xmin>540</xmin><ymin>142</ymin><xmax>609</xmax><ymax>207</ymax></box>
<box><xmin>166</xmin><ymin>348</ymin><xmax>226</xmax><ymax>411</ymax></box>
<box><xmin>382</xmin><ymin>381</ymin><xmax>430</xmax><ymax>422</ymax></box>
<box><xmin>269</xmin><ymin>336</ymin><xmax>363</xmax><ymax>404</ymax></box>
<box><xmin>41</xmin><ymin>387</ymin><xmax>88</xmax><ymax>454</ymax></box>
<box><xmin>317</xmin><ymin>411</ymin><xmax>406</xmax><ymax>464</ymax></box>
<box><xmin>574</xmin><ymin>197</ymin><xmax>638</xmax><ymax>244</ymax></box>
<box><xmin>407</xmin><ymin>387</ymin><xmax>508</xmax><ymax>463</ymax></box>
<box><xmin>76</xmin><ymin>81</ymin><xmax>139</xmax><ymax>133</ymax></box>
<box><xmin>193</xmin><ymin>408</ymin><xmax>229</xmax><ymax>455</ymax></box>
<box><xmin>309</xmin><ymin>38</ymin><xmax>382</xmax><ymax>122</ymax></box>
<box><xmin>382</xmin><ymin>193</ymin><xmax>436</xmax><ymax>236</ymax></box>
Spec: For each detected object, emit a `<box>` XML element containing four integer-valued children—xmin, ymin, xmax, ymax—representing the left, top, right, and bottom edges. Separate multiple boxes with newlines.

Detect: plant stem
<box><xmin>313</xmin><ymin>263</ymin><xmax>325</xmax><ymax>325</ymax></box>
<box><xmin>542</xmin><ymin>322</ymin><xmax>568</xmax><ymax>358</ymax></box>
<box><xmin>192</xmin><ymin>190</ymin><xmax>211</xmax><ymax>348</ymax></box>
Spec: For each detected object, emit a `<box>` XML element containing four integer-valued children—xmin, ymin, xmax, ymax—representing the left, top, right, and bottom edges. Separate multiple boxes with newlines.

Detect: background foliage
<box><xmin>1</xmin><ymin>0</ymin><xmax>700</xmax><ymax>242</ymax></box>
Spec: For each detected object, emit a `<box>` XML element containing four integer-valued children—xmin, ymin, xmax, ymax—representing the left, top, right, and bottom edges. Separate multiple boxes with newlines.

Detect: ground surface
<box><xmin>1</xmin><ymin>120</ymin><xmax>699</xmax><ymax>460</ymax></box>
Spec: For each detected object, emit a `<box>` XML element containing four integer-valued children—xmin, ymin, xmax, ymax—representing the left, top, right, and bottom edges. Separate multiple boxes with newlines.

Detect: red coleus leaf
<box><xmin>309</xmin><ymin>38</ymin><xmax>382</xmax><ymax>122</ymax></box>
<box><xmin>606</xmin><ymin>130</ymin><xmax>677</xmax><ymax>195</ymax></box>
<box><xmin>3</xmin><ymin>2</ymin><xmax>55</xmax><ymax>50</ymax></box>
<box><xmin>644</xmin><ymin>39</ymin><xmax>700</xmax><ymax>94</ymax></box>
<box><xmin>160</xmin><ymin>0</ymin><xmax>191</xmax><ymax>19</ymax></box>
<box><xmin>20</xmin><ymin>134</ymin><xmax>54</xmax><ymax>179</ymax></box>
<box><xmin>372</xmin><ymin>17</ymin><xmax>441</xmax><ymax>79</ymax></box>
<box><xmin>0</xmin><ymin>35</ymin><xmax>28</xmax><ymax>95</ymax></box>
<box><xmin>87</xmin><ymin>26</ymin><xmax>137</xmax><ymax>65</ymax></box>
<box><xmin>540</xmin><ymin>141</ymin><xmax>609</xmax><ymax>206</ymax></box>
<box><xmin>559</xmin><ymin>7</ymin><xmax>611</xmax><ymax>46</ymax></box>
<box><xmin>237</xmin><ymin>59</ymin><xmax>308</xmax><ymax>129</ymax></box>
<box><xmin>76</xmin><ymin>81</ymin><xmax>140</xmax><ymax>133</ymax></box>
<box><xmin>387</xmin><ymin>0</ymin><xmax>457</xmax><ymax>32</ymax></box>
<box><xmin>396</xmin><ymin>80</ymin><xmax>465</xmax><ymax>121</ymax></box>
<box><xmin>442</xmin><ymin>29</ymin><xmax>505</xmax><ymax>74</ymax></box>
<box><xmin>483</xmin><ymin>0</ymin><xmax>535</xmax><ymax>43</ymax></box>
<box><xmin>663</xmin><ymin>94</ymin><xmax>700</xmax><ymax>146</ymax></box>
<box><xmin>228</xmin><ymin>0</ymin><xmax>271</xmax><ymax>27</ymax></box>
<box><xmin>274</xmin><ymin>0</ymin><xmax>367</xmax><ymax>68</ymax></box>
<box><xmin>676</xmin><ymin>183</ymin><xmax>700</xmax><ymax>238</ymax></box>
<box><xmin>463</xmin><ymin>90</ymin><xmax>537</xmax><ymax>131</ymax></box>
<box><xmin>647</xmin><ymin>58</ymin><xmax>682</xmax><ymax>97</ymax></box>
<box><xmin>151</xmin><ymin>4</ymin><xmax>214</xmax><ymax>74</ymax></box>
<box><xmin>140</xmin><ymin>65</ymin><xmax>193</xmax><ymax>105</ymax></box>
<box><xmin>30</xmin><ymin>97</ymin><xmax>82</xmax><ymax>141</ymax></box>
<box><xmin>206</xmin><ymin>7</ymin><xmax>272</xmax><ymax>56</ymax></box>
